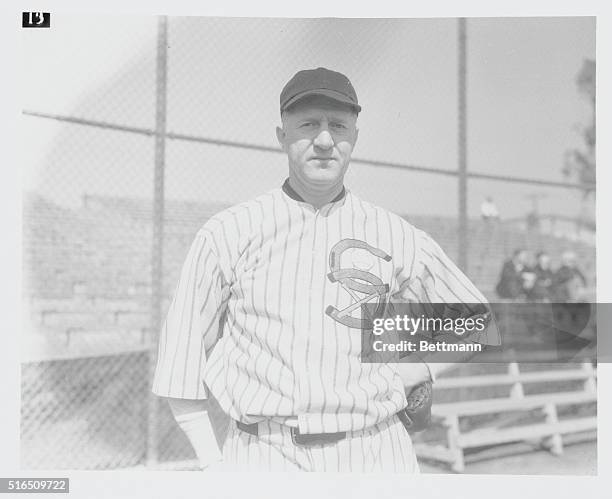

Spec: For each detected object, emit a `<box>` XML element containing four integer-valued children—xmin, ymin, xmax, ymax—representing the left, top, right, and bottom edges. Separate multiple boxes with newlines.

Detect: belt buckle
<box><xmin>290</xmin><ymin>427</ymin><xmax>303</xmax><ymax>446</ymax></box>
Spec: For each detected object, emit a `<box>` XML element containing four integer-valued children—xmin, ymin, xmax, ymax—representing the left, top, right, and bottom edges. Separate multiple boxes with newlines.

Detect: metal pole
<box><xmin>146</xmin><ymin>14</ymin><xmax>168</xmax><ymax>468</ymax></box>
<box><xmin>457</xmin><ymin>18</ymin><xmax>468</xmax><ymax>271</ymax></box>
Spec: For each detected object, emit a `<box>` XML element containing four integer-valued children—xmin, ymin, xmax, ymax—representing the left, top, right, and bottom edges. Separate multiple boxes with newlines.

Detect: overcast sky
<box><xmin>21</xmin><ymin>16</ymin><xmax>595</xmax><ymax>218</ymax></box>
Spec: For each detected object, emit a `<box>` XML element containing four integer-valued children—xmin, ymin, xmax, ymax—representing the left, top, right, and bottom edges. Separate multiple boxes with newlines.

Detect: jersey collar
<box><xmin>281</xmin><ymin>178</ymin><xmax>346</xmax><ymax>205</ymax></box>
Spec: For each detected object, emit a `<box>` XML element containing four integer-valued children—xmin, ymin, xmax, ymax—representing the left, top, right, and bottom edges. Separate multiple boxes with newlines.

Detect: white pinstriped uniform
<box><xmin>152</xmin><ymin>181</ymin><xmax>492</xmax><ymax>471</ymax></box>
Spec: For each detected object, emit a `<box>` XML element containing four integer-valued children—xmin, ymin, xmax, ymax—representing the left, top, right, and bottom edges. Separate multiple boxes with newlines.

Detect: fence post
<box><xmin>146</xmin><ymin>14</ymin><xmax>168</xmax><ymax>468</ymax></box>
<box><xmin>508</xmin><ymin>362</ymin><xmax>524</xmax><ymax>399</ymax></box>
<box><xmin>457</xmin><ymin>18</ymin><xmax>468</xmax><ymax>272</ymax></box>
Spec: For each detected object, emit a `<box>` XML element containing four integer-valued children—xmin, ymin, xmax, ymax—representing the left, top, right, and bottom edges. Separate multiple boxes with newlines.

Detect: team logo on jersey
<box><xmin>325</xmin><ymin>239</ymin><xmax>391</xmax><ymax>329</ymax></box>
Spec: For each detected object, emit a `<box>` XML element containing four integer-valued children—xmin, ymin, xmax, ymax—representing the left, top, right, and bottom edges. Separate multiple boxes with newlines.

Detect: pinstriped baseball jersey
<box><xmin>152</xmin><ymin>180</ymin><xmax>494</xmax><ymax>434</ymax></box>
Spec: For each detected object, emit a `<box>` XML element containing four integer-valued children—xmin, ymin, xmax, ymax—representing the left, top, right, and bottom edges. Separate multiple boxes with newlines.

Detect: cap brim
<box><xmin>281</xmin><ymin>89</ymin><xmax>361</xmax><ymax>113</ymax></box>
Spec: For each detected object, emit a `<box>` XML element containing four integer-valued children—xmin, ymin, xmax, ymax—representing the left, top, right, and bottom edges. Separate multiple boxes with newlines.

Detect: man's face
<box><xmin>514</xmin><ymin>251</ymin><xmax>527</xmax><ymax>266</ymax></box>
<box><xmin>276</xmin><ymin>96</ymin><xmax>359</xmax><ymax>189</ymax></box>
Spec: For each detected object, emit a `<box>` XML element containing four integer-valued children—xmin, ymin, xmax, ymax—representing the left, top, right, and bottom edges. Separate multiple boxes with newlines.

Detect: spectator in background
<box><xmin>526</xmin><ymin>210</ymin><xmax>540</xmax><ymax>232</ymax></box>
<box><xmin>527</xmin><ymin>251</ymin><xmax>554</xmax><ymax>302</ymax></box>
<box><xmin>520</xmin><ymin>251</ymin><xmax>538</xmax><ymax>298</ymax></box>
<box><xmin>495</xmin><ymin>249</ymin><xmax>527</xmax><ymax>299</ymax></box>
<box><xmin>480</xmin><ymin>196</ymin><xmax>500</xmax><ymax>224</ymax></box>
<box><xmin>552</xmin><ymin>250</ymin><xmax>588</xmax><ymax>302</ymax></box>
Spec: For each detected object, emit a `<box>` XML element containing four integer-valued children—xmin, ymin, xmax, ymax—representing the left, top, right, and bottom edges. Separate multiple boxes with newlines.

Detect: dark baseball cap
<box><xmin>280</xmin><ymin>67</ymin><xmax>361</xmax><ymax>114</ymax></box>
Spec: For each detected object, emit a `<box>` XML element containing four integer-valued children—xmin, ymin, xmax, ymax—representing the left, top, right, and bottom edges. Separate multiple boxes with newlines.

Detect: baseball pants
<box><xmin>220</xmin><ymin>414</ymin><xmax>420</xmax><ymax>472</ymax></box>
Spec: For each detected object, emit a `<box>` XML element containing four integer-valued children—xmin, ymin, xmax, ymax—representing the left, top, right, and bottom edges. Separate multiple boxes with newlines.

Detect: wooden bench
<box><xmin>414</xmin><ymin>361</ymin><xmax>597</xmax><ymax>472</ymax></box>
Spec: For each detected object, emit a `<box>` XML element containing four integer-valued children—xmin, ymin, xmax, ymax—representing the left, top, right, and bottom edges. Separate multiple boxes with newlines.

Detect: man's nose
<box><xmin>313</xmin><ymin>129</ymin><xmax>334</xmax><ymax>150</ymax></box>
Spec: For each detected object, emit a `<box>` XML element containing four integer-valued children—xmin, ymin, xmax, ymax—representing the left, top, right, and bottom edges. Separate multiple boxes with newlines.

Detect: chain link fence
<box><xmin>21</xmin><ymin>16</ymin><xmax>595</xmax><ymax>470</ymax></box>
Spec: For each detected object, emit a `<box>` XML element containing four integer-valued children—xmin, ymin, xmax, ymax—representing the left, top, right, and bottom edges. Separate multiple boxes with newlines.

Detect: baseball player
<box><xmin>152</xmin><ymin>67</ymin><xmax>497</xmax><ymax>472</ymax></box>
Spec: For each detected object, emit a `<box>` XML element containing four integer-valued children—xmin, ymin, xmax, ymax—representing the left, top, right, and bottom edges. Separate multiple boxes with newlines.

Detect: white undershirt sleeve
<box><xmin>168</xmin><ymin>398</ymin><xmax>223</xmax><ymax>470</ymax></box>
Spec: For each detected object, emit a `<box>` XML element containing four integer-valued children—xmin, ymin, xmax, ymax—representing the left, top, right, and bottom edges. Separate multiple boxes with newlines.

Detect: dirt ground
<box><xmin>419</xmin><ymin>441</ymin><xmax>597</xmax><ymax>475</ymax></box>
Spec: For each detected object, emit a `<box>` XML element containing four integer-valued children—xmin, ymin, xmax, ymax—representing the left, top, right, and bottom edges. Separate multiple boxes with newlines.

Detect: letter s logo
<box><xmin>325</xmin><ymin>239</ymin><xmax>391</xmax><ymax>329</ymax></box>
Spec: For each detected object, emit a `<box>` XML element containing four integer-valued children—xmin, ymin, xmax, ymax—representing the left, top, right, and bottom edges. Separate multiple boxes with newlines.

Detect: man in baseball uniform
<box><xmin>152</xmin><ymin>67</ymin><xmax>497</xmax><ymax>472</ymax></box>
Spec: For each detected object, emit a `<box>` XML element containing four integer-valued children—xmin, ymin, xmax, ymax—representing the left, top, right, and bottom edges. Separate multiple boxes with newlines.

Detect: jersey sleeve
<box><xmin>414</xmin><ymin>231</ymin><xmax>487</xmax><ymax>304</ymax></box>
<box><xmin>152</xmin><ymin>230</ymin><xmax>229</xmax><ymax>399</ymax></box>
<box><xmin>393</xmin><ymin>229</ymin><xmax>500</xmax><ymax>346</ymax></box>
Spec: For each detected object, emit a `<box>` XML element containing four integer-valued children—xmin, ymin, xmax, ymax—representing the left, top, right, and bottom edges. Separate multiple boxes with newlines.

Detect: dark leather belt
<box><xmin>236</xmin><ymin>420</ymin><xmax>346</xmax><ymax>446</ymax></box>
<box><xmin>237</xmin><ymin>408</ymin><xmax>412</xmax><ymax>446</ymax></box>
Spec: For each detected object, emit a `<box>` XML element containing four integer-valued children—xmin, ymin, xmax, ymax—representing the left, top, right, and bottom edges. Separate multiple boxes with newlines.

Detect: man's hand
<box><xmin>399</xmin><ymin>380</ymin><xmax>433</xmax><ymax>434</ymax></box>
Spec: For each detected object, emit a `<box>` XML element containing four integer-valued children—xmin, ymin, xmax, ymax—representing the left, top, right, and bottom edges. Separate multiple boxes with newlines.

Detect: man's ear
<box><xmin>354</xmin><ymin>126</ymin><xmax>359</xmax><ymax>145</ymax></box>
<box><xmin>276</xmin><ymin>126</ymin><xmax>286</xmax><ymax>151</ymax></box>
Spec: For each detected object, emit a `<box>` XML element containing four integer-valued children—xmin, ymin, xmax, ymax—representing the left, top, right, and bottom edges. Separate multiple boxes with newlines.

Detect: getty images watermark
<box><xmin>360</xmin><ymin>302</ymin><xmax>599</xmax><ymax>364</ymax></box>
<box><xmin>371</xmin><ymin>312</ymin><xmax>489</xmax><ymax>353</ymax></box>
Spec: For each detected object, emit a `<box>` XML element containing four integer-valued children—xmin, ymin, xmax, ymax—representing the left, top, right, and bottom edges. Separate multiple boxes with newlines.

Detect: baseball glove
<box><xmin>397</xmin><ymin>381</ymin><xmax>433</xmax><ymax>434</ymax></box>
